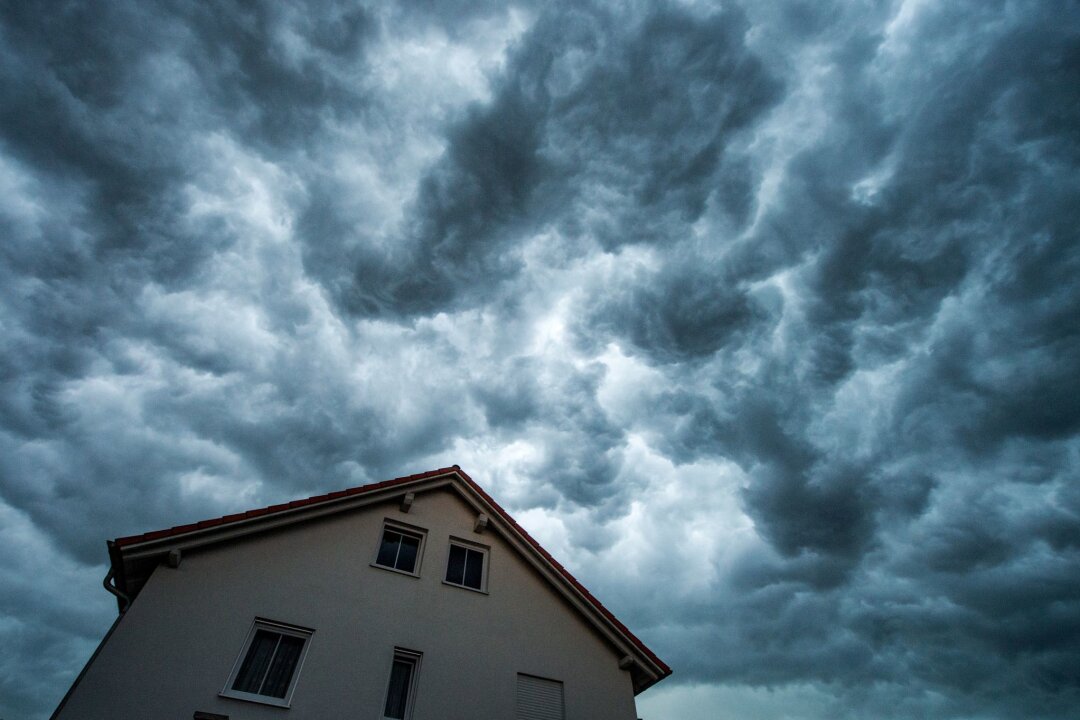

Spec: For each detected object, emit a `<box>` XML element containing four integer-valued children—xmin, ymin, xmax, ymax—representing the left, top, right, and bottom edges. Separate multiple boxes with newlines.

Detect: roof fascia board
<box><xmin>118</xmin><ymin>476</ymin><xmax>455</xmax><ymax>561</ymax></box>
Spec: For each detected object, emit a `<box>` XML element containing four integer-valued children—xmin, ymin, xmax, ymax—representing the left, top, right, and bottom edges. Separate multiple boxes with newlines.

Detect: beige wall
<box><xmin>57</xmin><ymin>488</ymin><xmax>639</xmax><ymax>719</ymax></box>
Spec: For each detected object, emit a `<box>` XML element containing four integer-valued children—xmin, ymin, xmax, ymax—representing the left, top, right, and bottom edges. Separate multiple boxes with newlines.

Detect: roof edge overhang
<box><xmin>109</xmin><ymin>466</ymin><xmax>672</xmax><ymax>693</ymax></box>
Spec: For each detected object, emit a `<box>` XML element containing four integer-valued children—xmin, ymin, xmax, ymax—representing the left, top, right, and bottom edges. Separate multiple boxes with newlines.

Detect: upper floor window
<box><xmin>444</xmin><ymin>540</ymin><xmax>487</xmax><ymax>592</ymax></box>
<box><xmin>221</xmin><ymin>619</ymin><xmax>312</xmax><ymax>708</ymax></box>
<box><xmin>375</xmin><ymin>523</ymin><xmax>425</xmax><ymax>575</ymax></box>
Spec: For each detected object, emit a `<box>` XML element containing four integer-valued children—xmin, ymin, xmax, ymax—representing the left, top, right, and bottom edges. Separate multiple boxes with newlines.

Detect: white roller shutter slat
<box><xmin>516</xmin><ymin>674</ymin><xmax>565</xmax><ymax>720</ymax></box>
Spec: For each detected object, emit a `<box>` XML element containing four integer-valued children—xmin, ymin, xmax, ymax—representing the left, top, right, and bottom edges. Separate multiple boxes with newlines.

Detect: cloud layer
<box><xmin>2</xmin><ymin>1</ymin><xmax>1078</xmax><ymax>718</ymax></box>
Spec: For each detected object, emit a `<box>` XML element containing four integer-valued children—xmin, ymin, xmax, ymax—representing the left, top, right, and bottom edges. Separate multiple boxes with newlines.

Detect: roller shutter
<box><xmin>515</xmin><ymin>674</ymin><xmax>565</xmax><ymax>720</ymax></box>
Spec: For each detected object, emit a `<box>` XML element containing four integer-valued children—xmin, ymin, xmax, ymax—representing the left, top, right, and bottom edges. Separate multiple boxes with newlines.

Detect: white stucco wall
<box><xmin>56</xmin><ymin>487</ymin><xmax>639</xmax><ymax>719</ymax></box>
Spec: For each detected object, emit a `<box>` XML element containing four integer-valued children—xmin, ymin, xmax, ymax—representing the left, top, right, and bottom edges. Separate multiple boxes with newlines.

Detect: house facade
<box><xmin>53</xmin><ymin>466</ymin><xmax>670</xmax><ymax>719</ymax></box>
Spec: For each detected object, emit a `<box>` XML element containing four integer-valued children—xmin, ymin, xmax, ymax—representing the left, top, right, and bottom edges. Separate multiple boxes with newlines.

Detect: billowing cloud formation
<box><xmin>2</xmin><ymin>1</ymin><xmax>1078</xmax><ymax>718</ymax></box>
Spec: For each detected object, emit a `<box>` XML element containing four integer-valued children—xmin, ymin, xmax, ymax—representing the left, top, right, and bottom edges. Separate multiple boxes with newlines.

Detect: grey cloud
<box><xmin>578</xmin><ymin>259</ymin><xmax>772</xmax><ymax>363</ymax></box>
<box><xmin>171</xmin><ymin>1</ymin><xmax>376</xmax><ymax>149</ymax></box>
<box><xmin>472</xmin><ymin>359</ymin><xmax>542</xmax><ymax>429</ymax></box>
<box><xmin>0</xmin><ymin>0</ymin><xmax>384</xmax><ymax>565</ymax></box>
<box><xmin>471</xmin><ymin>356</ymin><xmax>630</xmax><ymax>511</ymax></box>
<box><xmin>305</xmin><ymin>1</ymin><xmax>781</xmax><ymax>317</ymax></box>
<box><xmin>557</xmin><ymin>2</ymin><xmax>1080</xmax><ymax>717</ymax></box>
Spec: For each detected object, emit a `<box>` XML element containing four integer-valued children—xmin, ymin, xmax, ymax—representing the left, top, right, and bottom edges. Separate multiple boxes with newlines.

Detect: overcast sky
<box><xmin>1</xmin><ymin>1</ymin><xmax>1078</xmax><ymax>718</ymax></box>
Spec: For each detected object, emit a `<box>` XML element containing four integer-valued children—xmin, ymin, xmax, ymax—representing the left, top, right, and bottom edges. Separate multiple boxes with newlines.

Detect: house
<box><xmin>52</xmin><ymin>465</ymin><xmax>671</xmax><ymax>719</ymax></box>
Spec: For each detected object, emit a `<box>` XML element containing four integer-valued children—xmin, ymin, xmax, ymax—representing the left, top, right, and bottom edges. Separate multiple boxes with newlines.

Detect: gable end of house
<box><xmin>104</xmin><ymin>466</ymin><xmax>672</xmax><ymax>694</ymax></box>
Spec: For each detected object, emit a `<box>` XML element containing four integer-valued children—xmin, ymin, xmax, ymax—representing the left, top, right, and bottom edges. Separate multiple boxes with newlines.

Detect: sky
<box><xmin>1</xmin><ymin>0</ymin><xmax>1078</xmax><ymax>718</ymax></box>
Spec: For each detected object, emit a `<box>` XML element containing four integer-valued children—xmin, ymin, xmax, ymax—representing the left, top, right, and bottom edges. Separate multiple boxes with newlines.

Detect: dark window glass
<box><xmin>383</xmin><ymin>658</ymin><xmax>414</xmax><ymax>719</ymax></box>
<box><xmin>261</xmin><ymin>634</ymin><xmax>304</xmax><ymax>698</ymax></box>
<box><xmin>397</xmin><ymin>534</ymin><xmax>420</xmax><ymax>573</ymax></box>
<box><xmin>377</xmin><ymin>530</ymin><xmax>402</xmax><ymax>568</ymax></box>
<box><xmin>233</xmin><ymin>629</ymin><xmax>278</xmax><ymax>693</ymax></box>
<box><xmin>377</xmin><ymin>529</ymin><xmax>421</xmax><ymax>573</ymax></box>
<box><xmin>446</xmin><ymin>544</ymin><xmax>484</xmax><ymax>589</ymax></box>
<box><xmin>232</xmin><ymin>629</ymin><xmax>305</xmax><ymax>699</ymax></box>
<box><xmin>446</xmin><ymin>544</ymin><xmax>466</xmax><ymax>585</ymax></box>
<box><xmin>463</xmin><ymin>548</ymin><xmax>484</xmax><ymax>590</ymax></box>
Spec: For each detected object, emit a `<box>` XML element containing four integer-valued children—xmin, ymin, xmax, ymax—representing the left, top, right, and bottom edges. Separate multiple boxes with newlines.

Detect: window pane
<box><xmin>464</xmin><ymin>549</ymin><xmax>484</xmax><ymax>589</ymax></box>
<box><xmin>377</xmin><ymin>531</ymin><xmax>402</xmax><ymax>567</ymax></box>
<box><xmin>260</xmin><ymin>634</ymin><xmax>304</xmax><ymax>698</ymax></box>
<box><xmin>384</xmin><ymin>659</ymin><xmax>413</xmax><ymax>719</ymax></box>
<box><xmin>446</xmin><ymin>544</ymin><xmax>466</xmax><ymax>585</ymax></box>
<box><xmin>232</xmin><ymin>630</ymin><xmax>279</xmax><ymax>693</ymax></box>
<box><xmin>396</xmin><ymin>534</ymin><xmax>420</xmax><ymax>572</ymax></box>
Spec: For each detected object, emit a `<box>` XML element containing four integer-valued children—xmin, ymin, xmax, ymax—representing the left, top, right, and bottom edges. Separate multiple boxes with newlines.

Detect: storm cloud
<box><xmin>1</xmin><ymin>1</ymin><xmax>1078</xmax><ymax>718</ymax></box>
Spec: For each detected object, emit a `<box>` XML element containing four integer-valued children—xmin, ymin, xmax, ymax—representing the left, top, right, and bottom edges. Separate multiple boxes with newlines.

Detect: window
<box><xmin>383</xmin><ymin>649</ymin><xmax>422</xmax><ymax>720</ymax></box>
<box><xmin>444</xmin><ymin>540</ymin><xmax>487</xmax><ymax>591</ymax></box>
<box><xmin>516</xmin><ymin>674</ymin><xmax>564</xmax><ymax>720</ymax></box>
<box><xmin>374</xmin><ymin>523</ymin><xmax>426</xmax><ymax>575</ymax></box>
<box><xmin>221</xmin><ymin>620</ymin><xmax>312</xmax><ymax>708</ymax></box>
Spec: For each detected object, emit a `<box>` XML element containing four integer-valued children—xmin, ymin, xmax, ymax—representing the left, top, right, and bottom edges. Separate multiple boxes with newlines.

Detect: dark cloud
<box><xmin>2</xmin><ymin>1</ymin><xmax>1079</xmax><ymax>719</ymax></box>
<box><xmin>304</xmin><ymin>1</ymin><xmax>781</xmax><ymax>316</ymax></box>
<box><xmin>579</xmin><ymin>258</ymin><xmax>771</xmax><ymax>363</ymax></box>
<box><xmin>560</xmin><ymin>2</ymin><xmax>1080</xmax><ymax>717</ymax></box>
<box><xmin>177</xmin><ymin>2</ymin><xmax>375</xmax><ymax>147</ymax></box>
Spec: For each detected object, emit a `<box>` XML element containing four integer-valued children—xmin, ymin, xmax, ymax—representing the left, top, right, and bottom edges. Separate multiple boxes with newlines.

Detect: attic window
<box><xmin>444</xmin><ymin>539</ymin><xmax>488</xmax><ymax>592</ymax></box>
<box><xmin>374</xmin><ymin>523</ymin><xmax>426</xmax><ymax>575</ymax></box>
<box><xmin>221</xmin><ymin>619</ymin><xmax>312</xmax><ymax>708</ymax></box>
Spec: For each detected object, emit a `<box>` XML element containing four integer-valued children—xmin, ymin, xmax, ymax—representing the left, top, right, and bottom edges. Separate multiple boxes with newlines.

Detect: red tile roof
<box><xmin>112</xmin><ymin>465</ymin><xmax>671</xmax><ymax>678</ymax></box>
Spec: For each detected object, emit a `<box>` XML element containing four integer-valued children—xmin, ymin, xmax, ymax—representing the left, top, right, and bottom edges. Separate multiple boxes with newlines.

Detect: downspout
<box><xmin>103</xmin><ymin>565</ymin><xmax>130</xmax><ymax>613</ymax></box>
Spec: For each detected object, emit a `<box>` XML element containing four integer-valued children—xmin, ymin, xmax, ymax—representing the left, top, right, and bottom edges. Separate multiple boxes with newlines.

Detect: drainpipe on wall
<box><xmin>102</xmin><ymin>565</ymin><xmax>130</xmax><ymax>613</ymax></box>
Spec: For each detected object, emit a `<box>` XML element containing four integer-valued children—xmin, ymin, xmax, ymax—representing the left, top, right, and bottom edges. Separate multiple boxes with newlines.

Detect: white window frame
<box><xmin>220</xmin><ymin>618</ymin><xmax>314</xmax><ymax>708</ymax></box>
<box><xmin>442</xmin><ymin>536</ymin><xmax>490</xmax><ymax>593</ymax></box>
<box><xmin>372</xmin><ymin>520</ymin><xmax>428</xmax><ymax>577</ymax></box>
<box><xmin>382</xmin><ymin>647</ymin><xmax>423</xmax><ymax>720</ymax></box>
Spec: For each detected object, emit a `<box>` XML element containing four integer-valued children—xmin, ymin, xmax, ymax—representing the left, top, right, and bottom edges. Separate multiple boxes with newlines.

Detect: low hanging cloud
<box><xmin>1</xmin><ymin>1</ymin><xmax>1078</xmax><ymax>718</ymax></box>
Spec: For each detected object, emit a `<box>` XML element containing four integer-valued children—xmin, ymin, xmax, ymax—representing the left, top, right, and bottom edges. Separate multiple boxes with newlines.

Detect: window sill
<box><xmin>370</xmin><ymin>562</ymin><xmax>421</xmax><ymax>578</ymax></box>
<box><xmin>442</xmin><ymin>579</ymin><xmax>489</xmax><ymax>595</ymax></box>
<box><xmin>219</xmin><ymin>690</ymin><xmax>291</xmax><ymax>709</ymax></box>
